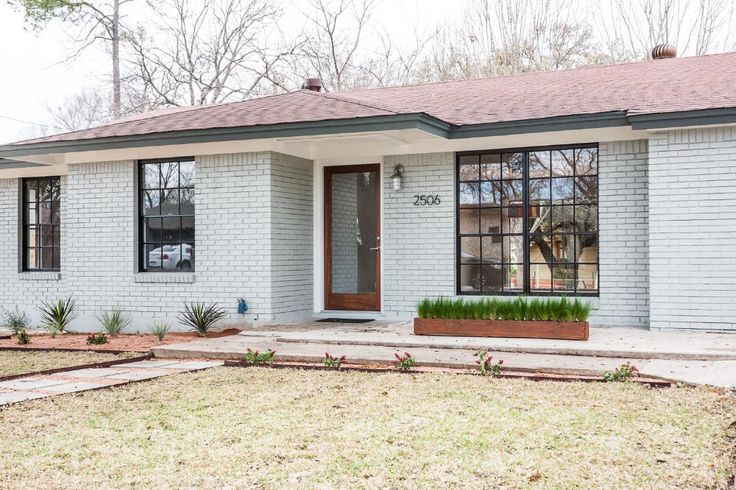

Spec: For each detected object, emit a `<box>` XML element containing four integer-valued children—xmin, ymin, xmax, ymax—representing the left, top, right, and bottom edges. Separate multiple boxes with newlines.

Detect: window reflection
<box><xmin>139</xmin><ymin>159</ymin><xmax>195</xmax><ymax>271</ymax></box>
<box><xmin>458</xmin><ymin>147</ymin><xmax>598</xmax><ymax>295</ymax></box>
<box><xmin>23</xmin><ymin>177</ymin><xmax>61</xmax><ymax>271</ymax></box>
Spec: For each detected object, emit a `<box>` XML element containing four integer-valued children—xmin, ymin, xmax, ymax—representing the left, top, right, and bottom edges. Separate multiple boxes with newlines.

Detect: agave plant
<box><xmin>150</xmin><ymin>322</ymin><xmax>171</xmax><ymax>341</ymax></box>
<box><xmin>97</xmin><ymin>309</ymin><xmax>131</xmax><ymax>336</ymax></box>
<box><xmin>39</xmin><ymin>298</ymin><xmax>78</xmax><ymax>337</ymax></box>
<box><xmin>178</xmin><ymin>302</ymin><xmax>227</xmax><ymax>337</ymax></box>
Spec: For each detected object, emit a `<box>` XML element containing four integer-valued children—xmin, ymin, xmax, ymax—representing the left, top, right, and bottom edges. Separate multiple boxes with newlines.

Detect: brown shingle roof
<box><xmin>12</xmin><ymin>52</ymin><xmax>736</xmax><ymax>146</ymax></box>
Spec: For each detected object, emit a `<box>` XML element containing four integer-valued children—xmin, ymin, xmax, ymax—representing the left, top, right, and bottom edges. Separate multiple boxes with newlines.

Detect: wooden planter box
<box><xmin>414</xmin><ymin>318</ymin><xmax>589</xmax><ymax>341</ymax></box>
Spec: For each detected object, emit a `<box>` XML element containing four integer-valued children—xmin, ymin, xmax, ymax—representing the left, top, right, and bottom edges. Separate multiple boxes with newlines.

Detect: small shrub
<box><xmin>2</xmin><ymin>307</ymin><xmax>30</xmax><ymax>335</ymax></box>
<box><xmin>323</xmin><ymin>352</ymin><xmax>346</xmax><ymax>368</ymax></box>
<box><xmin>244</xmin><ymin>348</ymin><xmax>275</xmax><ymax>366</ymax></box>
<box><xmin>178</xmin><ymin>302</ymin><xmax>227</xmax><ymax>337</ymax></box>
<box><xmin>97</xmin><ymin>309</ymin><xmax>131</xmax><ymax>336</ymax></box>
<box><xmin>16</xmin><ymin>329</ymin><xmax>31</xmax><ymax>345</ymax></box>
<box><xmin>393</xmin><ymin>352</ymin><xmax>416</xmax><ymax>371</ymax></box>
<box><xmin>603</xmin><ymin>362</ymin><xmax>639</xmax><ymax>382</ymax></box>
<box><xmin>474</xmin><ymin>349</ymin><xmax>503</xmax><ymax>376</ymax></box>
<box><xmin>150</xmin><ymin>322</ymin><xmax>171</xmax><ymax>341</ymax></box>
<box><xmin>39</xmin><ymin>298</ymin><xmax>78</xmax><ymax>337</ymax></box>
<box><xmin>86</xmin><ymin>332</ymin><xmax>108</xmax><ymax>345</ymax></box>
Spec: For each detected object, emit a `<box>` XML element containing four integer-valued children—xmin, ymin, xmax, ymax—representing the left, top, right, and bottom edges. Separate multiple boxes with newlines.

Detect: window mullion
<box><xmin>522</xmin><ymin>151</ymin><xmax>530</xmax><ymax>295</ymax></box>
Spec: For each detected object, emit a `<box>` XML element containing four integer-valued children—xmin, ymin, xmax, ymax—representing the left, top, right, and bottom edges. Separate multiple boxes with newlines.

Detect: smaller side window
<box><xmin>139</xmin><ymin>159</ymin><xmax>195</xmax><ymax>272</ymax></box>
<box><xmin>22</xmin><ymin>177</ymin><xmax>61</xmax><ymax>271</ymax></box>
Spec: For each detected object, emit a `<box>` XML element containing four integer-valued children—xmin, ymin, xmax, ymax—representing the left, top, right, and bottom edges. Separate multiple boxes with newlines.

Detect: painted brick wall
<box><xmin>270</xmin><ymin>152</ymin><xmax>314</xmax><ymax>319</ymax></box>
<box><xmin>596</xmin><ymin>140</ymin><xmax>649</xmax><ymax>327</ymax></box>
<box><xmin>0</xmin><ymin>151</ymin><xmax>313</xmax><ymax>331</ymax></box>
<box><xmin>649</xmin><ymin>127</ymin><xmax>736</xmax><ymax>331</ymax></box>
<box><xmin>382</xmin><ymin>146</ymin><xmax>651</xmax><ymax>327</ymax></box>
<box><xmin>382</xmin><ymin>153</ymin><xmax>456</xmax><ymax>317</ymax></box>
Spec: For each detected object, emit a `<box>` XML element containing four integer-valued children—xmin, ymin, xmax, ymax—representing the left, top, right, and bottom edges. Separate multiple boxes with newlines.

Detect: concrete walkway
<box><xmin>0</xmin><ymin>359</ymin><xmax>222</xmax><ymax>406</ymax></box>
<box><xmin>153</xmin><ymin>321</ymin><xmax>736</xmax><ymax>388</ymax></box>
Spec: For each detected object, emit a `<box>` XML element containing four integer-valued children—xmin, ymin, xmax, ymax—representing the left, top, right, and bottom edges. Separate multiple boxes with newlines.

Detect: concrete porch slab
<box><xmin>152</xmin><ymin>321</ymin><xmax>736</xmax><ymax>387</ymax></box>
<box><xmin>237</xmin><ymin>321</ymin><xmax>736</xmax><ymax>360</ymax></box>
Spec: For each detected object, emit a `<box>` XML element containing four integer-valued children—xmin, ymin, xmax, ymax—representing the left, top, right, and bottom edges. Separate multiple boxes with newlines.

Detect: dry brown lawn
<box><xmin>0</xmin><ymin>367</ymin><xmax>733</xmax><ymax>489</ymax></box>
<box><xmin>0</xmin><ymin>350</ymin><xmax>138</xmax><ymax>377</ymax></box>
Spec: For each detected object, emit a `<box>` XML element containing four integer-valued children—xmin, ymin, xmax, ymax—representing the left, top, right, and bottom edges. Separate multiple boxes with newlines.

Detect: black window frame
<box><xmin>138</xmin><ymin>157</ymin><xmax>195</xmax><ymax>273</ymax></box>
<box><xmin>456</xmin><ymin>143</ymin><xmax>599</xmax><ymax>297</ymax></box>
<box><xmin>21</xmin><ymin>176</ymin><xmax>61</xmax><ymax>272</ymax></box>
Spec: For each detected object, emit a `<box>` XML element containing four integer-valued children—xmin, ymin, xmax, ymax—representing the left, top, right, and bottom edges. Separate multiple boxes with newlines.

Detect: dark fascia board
<box><xmin>0</xmin><ymin>113</ymin><xmax>451</xmax><ymax>158</ymax></box>
<box><xmin>450</xmin><ymin>111</ymin><xmax>631</xmax><ymax>139</ymax></box>
<box><xmin>629</xmin><ymin>107</ymin><xmax>736</xmax><ymax>130</ymax></box>
<box><xmin>3</xmin><ymin>106</ymin><xmax>735</xmax><ymax>159</ymax></box>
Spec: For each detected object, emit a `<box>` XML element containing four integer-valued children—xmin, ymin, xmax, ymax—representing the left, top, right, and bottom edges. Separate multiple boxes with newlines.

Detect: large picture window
<box><xmin>22</xmin><ymin>177</ymin><xmax>61</xmax><ymax>271</ymax></box>
<box><xmin>457</xmin><ymin>146</ymin><xmax>598</xmax><ymax>295</ymax></box>
<box><xmin>139</xmin><ymin>158</ymin><xmax>195</xmax><ymax>272</ymax></box>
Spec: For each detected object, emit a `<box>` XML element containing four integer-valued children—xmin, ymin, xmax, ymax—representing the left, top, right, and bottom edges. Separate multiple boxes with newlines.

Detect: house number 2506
<box><xmin>413</xmin><ymin>194</ymin><xmax>441</xmax><ymax>206</ymax></box>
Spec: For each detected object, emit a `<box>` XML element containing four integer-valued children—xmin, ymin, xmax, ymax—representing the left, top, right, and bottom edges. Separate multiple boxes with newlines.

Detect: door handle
<box><xmin>370</xmin><ymin>236</ymin><xmax>381</xmax><ymax>251</ymax></box>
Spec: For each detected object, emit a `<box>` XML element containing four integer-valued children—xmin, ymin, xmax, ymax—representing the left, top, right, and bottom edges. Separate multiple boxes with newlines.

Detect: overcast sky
<box><xmin>0</xmin><ymin>0</ymin><xmax>461</xmax><ymax>143</ymax></box>
<box><xmin>0</xmin><ymin>0</ymin><xmax>731</xmax><ymax>144</ymax></box>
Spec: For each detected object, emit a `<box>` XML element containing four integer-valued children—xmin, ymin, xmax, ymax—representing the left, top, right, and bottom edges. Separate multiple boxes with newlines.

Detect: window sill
<box><xmin>19</xmin><ymin>271</ymin><xmax>61</xmax><ymax>281</ymax></box>
<box><xmin>134</xmin><ymin>273</ymin><xmax>195</xmax><ymax>284</ymax></box>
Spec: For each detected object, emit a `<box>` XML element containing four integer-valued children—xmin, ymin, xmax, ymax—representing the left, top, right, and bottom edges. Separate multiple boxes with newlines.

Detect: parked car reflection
<box><xmin>148</xmin><ymin>244</ymin><xmax>194</xmax><ymax>270</ymax></box>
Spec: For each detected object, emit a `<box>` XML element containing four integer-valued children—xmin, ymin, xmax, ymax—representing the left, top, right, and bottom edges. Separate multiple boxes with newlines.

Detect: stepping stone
<box><xmin>55</xmin><ymin>368</ymin><xmax>128</xmax><ymax>378</ymax></box>
<box><xmin>115</xmin><ymin>360</ymin><xmax>182</xmax><ymax>369</ymax></box>
<box><xmin>155</xmin><ymin>361</ymin><xmax>223</xmax><ymax>370</ymax></box>
<box><xmin>107</xmin><ymin>370</ymin><xmax>164</xmax><ymax>381</ymax></box>
<box><xmin>0</xmin><ymin>391</ymin><xmax>46</xmax><ymax>405</ymax></box>
<box><xmin>0</xmin><ymin>378</ymin><xmax>68</xmax><ymax>390</ymax></box>
<box><xmin>42</xmin><ymin>382</ymin><xmax>107</xmax><ymax>393</ymax></box>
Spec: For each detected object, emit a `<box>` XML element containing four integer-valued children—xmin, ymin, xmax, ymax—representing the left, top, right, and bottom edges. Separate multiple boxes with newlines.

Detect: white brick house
<box><xmin>2</xmin><ymin>52</ymin><xmax>736</xmax><ymax>332</ymax></box>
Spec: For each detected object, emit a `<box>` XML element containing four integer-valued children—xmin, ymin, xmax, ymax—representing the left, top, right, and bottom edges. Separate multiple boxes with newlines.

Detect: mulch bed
<box><xmin>223</xmin><ymin>360</ymin><xmax>675</xmax><ymax>387</ymax></box>
<box><xmin>0</xmin><ymin>329</ymin><xmax>241</xmax><ymax>353</ymax></box>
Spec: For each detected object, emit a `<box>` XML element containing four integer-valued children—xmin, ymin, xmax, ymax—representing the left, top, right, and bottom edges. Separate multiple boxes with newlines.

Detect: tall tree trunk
<box><xmin>112</xmin><ymin>0</ymin><xmax>121</xmax><ymax>117</ymax></box>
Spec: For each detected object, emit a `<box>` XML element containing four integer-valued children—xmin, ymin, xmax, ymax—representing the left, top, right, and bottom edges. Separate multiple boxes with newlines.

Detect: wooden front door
<box><xmin>324</xmin><ymin>164</ymin><xmax>381</xmax><ymax>311</ymax></box>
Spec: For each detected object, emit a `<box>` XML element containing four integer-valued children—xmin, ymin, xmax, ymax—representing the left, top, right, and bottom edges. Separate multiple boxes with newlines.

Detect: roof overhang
<box><xmin>1</xmin><ymin>107</ymin><xmax>735</xmax><ymax>162</ymax></box>
<box><xmin>0</xmin><ymin>158</ymin><xmax>47</xmax><ymax>169</ymax></box>
<box><xmin>629</xmin><ymin>107</ymin><xmax>736</xmax><ymax>130</ymax></box>
<box><xmin>0</xmin><ymin>113</ymin><xmax>451</xmax><ymax>159</ymax></box>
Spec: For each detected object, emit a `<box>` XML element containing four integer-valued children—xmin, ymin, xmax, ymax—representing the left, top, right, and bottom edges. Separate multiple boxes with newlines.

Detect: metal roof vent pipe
<box><xmin>302</xmin><ymin>78</ymin><xmax>323</xmax><ymax>92</ymax></box>
<box><xmin>651</xmin><ymin>43</ymin><xmax>677</xmax><ymax>60</ymax></box>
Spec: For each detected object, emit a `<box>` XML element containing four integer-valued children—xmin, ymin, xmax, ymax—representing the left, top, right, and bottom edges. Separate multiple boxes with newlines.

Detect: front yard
<box><xmin>0</xmin><ymin>350</ymin><xmax>138</xmax><ymax>377</ymax></box>
<box><xmin>0</xmin><ymin>367</ymin><xmax>733</xmax><ymax>488</ymax></box>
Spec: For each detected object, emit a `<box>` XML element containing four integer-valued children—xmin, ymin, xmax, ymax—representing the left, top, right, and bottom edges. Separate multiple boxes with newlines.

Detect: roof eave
<box><xmin>450</xmin><ymin>111</ymin><xmax>630</xmax><ymax>139</ymax></box>
<box><xmin>0</xmin><ymin>113</ymin><xmax>451</xmax><ymax>159</ymax></box>
<box><xmin>4</xmin><ymin>107</ymin><xmax>735</xmax><ymax>160</ymax></box>
<box><xmin>629</xmin><ymin>107</ymin><xmax>736</xmax><ymax>130</ymax></box>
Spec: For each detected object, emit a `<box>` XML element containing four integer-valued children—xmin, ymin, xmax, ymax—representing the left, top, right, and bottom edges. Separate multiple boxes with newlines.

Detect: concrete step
<box><xmin>238</xmin><ymin>329</ymin><xmax>736</xmax><ymax>361</ymax></box>
<box><xmin>152</xmin><ymin>334</ymin><xmax>736</xmax><ymax>387</ymax></box>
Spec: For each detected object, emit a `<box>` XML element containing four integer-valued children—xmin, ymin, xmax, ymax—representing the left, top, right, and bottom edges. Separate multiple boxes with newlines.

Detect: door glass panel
<box><xmin>330</xmin><ymin>170</ymin><xmax>378</xmax><ymax>294</ymax></box>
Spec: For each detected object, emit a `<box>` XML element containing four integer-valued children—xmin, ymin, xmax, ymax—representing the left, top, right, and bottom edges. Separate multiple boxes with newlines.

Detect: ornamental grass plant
<box><xmin>416</xmin><ymin>297</ymin><xmax>592</xmax><ymax>322</ymax></box>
